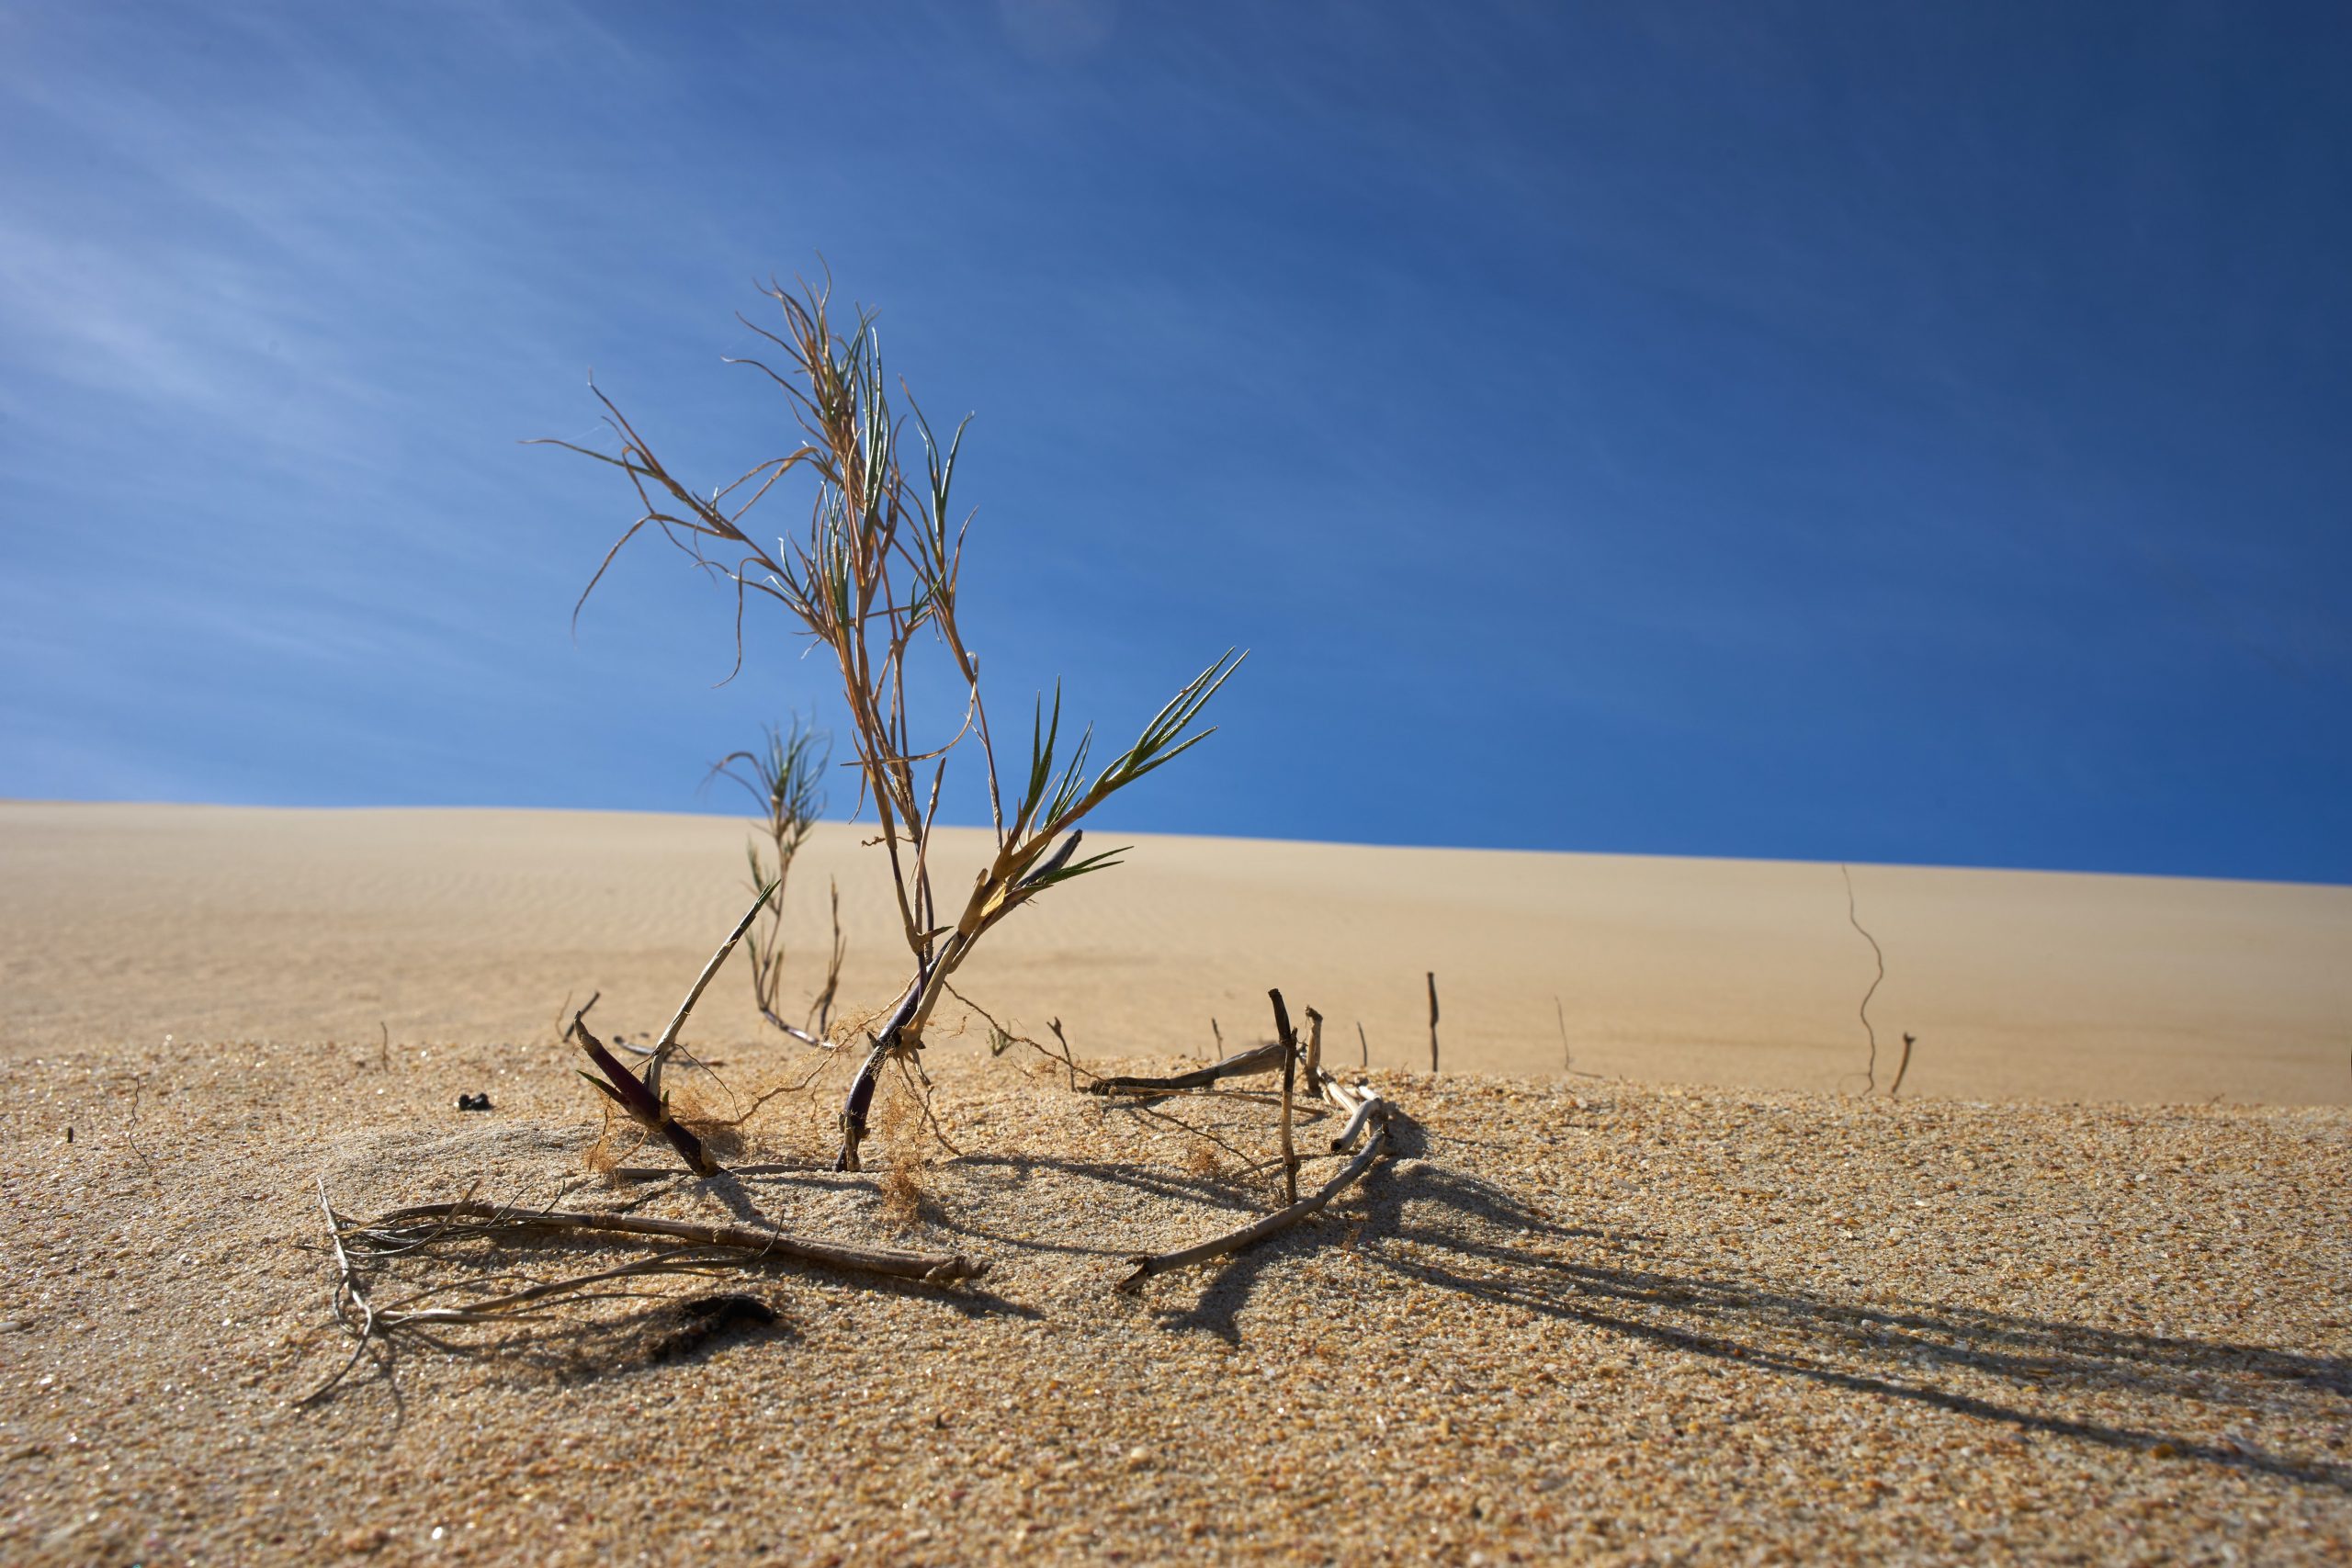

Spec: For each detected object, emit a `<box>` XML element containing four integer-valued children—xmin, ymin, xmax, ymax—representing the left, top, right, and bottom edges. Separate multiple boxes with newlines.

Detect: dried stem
<box><xmin>297</xmin><ymin>1177</ymin><xmax>381</xmax><ymax>1405</ymax></box>
<box><xmin>1272</xmin><ymin>989</ymin><xmax>1300</xmax><ymax>1206</ymax></box>
<box><xmin>646</xmin><ymin>877</ymin><xmax>778</xmax><ymax>1098</ymax></box>
<box><xmin>808</xmin><ymin>877</ymin><xmax>845</xmax><ymax>1039</ymax></box>
<box><xmin>353</xmin><ymin>1200</ymin><xmax>985</xmax><ymax>1282</ymax></box>
<box><xmin>959</xmin><ymin>987</ymin><xmax>1262</xmax><ymax>1168</ymax></box>
<box><xmin>1842</xmin><ymin>864</ymin><xmax>1884</xmax><ymax>1093</ymax></box>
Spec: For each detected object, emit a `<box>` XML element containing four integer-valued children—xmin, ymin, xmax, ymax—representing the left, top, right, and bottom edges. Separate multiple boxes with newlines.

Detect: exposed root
<box><xmin>879</xmin><ymin>1155</ymin><xmax>928</xmax><ymax>1230</ymax></box>
<box><xmin>295</xmin><ymin>1179</ymin><xmax>989</xmax><ymax>1400</ymax></box>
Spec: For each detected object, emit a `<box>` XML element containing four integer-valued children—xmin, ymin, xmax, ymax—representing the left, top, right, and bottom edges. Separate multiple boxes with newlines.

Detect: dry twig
<box><xmin>1121</xmin><ymin>1069</ymin><xmax>1391</xmax><ymax>1289</ymax></box>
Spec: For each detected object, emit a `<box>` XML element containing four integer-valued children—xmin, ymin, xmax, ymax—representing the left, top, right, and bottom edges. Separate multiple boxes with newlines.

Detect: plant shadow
<box><xmin>1144</xmin><ymin>1116</ymin><xmax>2352</xmax><ymax>1495</ymax></box>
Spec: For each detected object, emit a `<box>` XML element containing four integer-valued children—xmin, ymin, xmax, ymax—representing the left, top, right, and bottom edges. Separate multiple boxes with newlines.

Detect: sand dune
<box><xmin>3</xmin><ymin>800</ymin><xmax>2347</xmax><ymax>1562</ymax></box>
<box><xmin>2</xmin><ymin>801</ymin><xmax>2345</xmax><ymax>1103</ymax></box>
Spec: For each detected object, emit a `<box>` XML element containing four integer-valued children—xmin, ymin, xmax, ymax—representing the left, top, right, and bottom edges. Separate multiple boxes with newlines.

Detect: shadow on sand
<box><xmin>1137</xmin><ymin>1115</ymin><xmax>2352</xmax><ymax>1495</ymax></box>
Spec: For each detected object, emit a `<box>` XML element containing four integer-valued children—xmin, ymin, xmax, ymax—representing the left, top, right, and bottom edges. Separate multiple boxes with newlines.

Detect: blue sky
<box><xmin>3</xmin><ymin>2</ymin><xmax>2346</xmax><ymax>881</ymax></box>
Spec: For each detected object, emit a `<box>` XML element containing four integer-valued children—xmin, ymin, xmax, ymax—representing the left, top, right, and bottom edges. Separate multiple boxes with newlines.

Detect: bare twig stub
<box><xmin>1329</xmin><ymin>1090</ymin><xmax>1382</xmax><ymax>1154</ymax></box>
<box><xmin>1890</xmin><ymin>1032</ymin><xmax>1917</xmax><ymax>1100</ymax></box>
<box><xmin>1427</xmin><ymin>971</ymin><xmax>1441</xmax><ymax>1074</ymax></box>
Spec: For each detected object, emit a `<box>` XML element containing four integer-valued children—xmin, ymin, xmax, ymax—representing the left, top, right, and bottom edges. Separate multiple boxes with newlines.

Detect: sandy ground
<box><xmin>0</xmin><ymin>802</ymin><xmax>2346</xmax><ymax>1563</ymax></box>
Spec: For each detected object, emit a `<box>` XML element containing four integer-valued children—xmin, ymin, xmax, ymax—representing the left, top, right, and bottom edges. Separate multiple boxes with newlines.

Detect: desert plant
<box><xmin>543</xmin><ymin>274</ymin><xmax>1242</xmax><ymax>1171</ymax></box>
<box><xmin>711</xmin><ymin>718</ymin><xmax>842</xmax><ymax>1046</ymax></box>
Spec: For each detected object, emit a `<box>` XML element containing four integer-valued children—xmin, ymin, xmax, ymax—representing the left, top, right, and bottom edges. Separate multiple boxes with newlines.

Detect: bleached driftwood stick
<box><xmin>1328</xmin><ymin>1089</ymin><xmax>1382</xmax><ymax>1153</ymax></box>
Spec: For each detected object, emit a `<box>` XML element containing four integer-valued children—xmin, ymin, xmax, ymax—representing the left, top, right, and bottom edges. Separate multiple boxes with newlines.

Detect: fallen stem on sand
<box><xmin>1122</xmin><ymin>1092</ymin><xmax>1389</xmax><ymax>1288</ymax></box>
<box><xmin>1120</xmin><ymin>1066</ymin><xmax>1391</xmax><ymax>1288</ymax></box>
<box><xmin>357</xmin><ymin>1200</ymin><xmax>988</xmax><ymax>1282</ymax></box>
<box><xmin>1087</xmin><ymin>1042</ymin><xmax>1285</xmax><ymax>1095</ymax></box>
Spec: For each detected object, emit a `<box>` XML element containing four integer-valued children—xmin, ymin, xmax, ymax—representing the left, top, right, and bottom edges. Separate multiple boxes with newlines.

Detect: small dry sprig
<box><xmin>712</xmin><ymin>718</ymin><xmax>841</xmax><ymax>1048</ymax></box>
